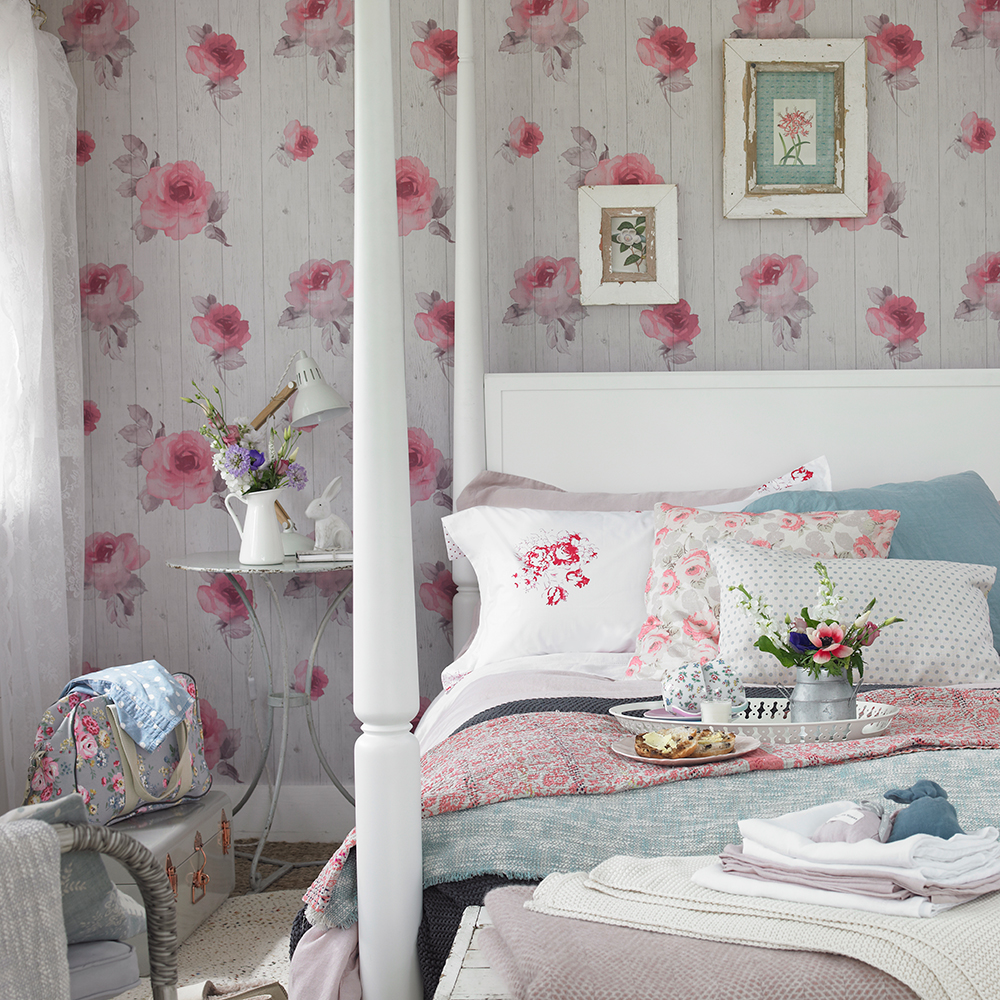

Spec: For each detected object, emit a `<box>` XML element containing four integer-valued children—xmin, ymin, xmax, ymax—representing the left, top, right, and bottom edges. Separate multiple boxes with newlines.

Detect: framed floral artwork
<box><xmin>723</xmin><ymin>38</ymin><xmax>867</xmax><ymax>219</ymax></box>
<box><xmin>578</xmin><ymin>183</ymin><xmax>678</xmax><ymax>305</ymax></box>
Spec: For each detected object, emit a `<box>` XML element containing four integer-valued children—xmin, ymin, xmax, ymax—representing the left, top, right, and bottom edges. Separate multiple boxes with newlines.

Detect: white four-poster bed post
<box><xmin>353</xmin><ymin>2</ymin><xmax>423</xmax><ymax>998</ymax></box>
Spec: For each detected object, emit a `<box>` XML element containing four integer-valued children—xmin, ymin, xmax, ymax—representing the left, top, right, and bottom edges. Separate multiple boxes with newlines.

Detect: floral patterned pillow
<box><xmin>622</xmin><ymin>506</ymin><xmax>899</xmax><ymax>680</ymax></box>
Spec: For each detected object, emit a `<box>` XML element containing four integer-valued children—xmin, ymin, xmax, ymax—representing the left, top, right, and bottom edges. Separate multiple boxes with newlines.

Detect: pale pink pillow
<box><xmin>623</xmin><ymin>506</ymin><xmax>899</xmax><ymax>680</ymax></box>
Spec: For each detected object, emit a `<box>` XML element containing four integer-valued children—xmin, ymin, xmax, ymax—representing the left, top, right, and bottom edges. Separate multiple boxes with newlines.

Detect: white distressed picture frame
<box><xmin>578</xmin><ymin>184</ymin><xmax>678</xmax><ymax>305</ymax></box>
<box><xmin>723</xmin><ymin>38</ymin><xmax>868</xmax><ymax>219</ymax></box>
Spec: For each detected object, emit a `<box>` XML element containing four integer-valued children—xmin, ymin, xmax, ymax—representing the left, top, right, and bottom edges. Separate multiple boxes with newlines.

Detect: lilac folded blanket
<box><xmin>720</xmin><ymin>845</ymin><xmax>1000</xmax><ymax>905</ymax></box>
<box><xmin>480</xmin><ymin>886</ymin><xmax>918</xmax><ymax>1000</ymax></box>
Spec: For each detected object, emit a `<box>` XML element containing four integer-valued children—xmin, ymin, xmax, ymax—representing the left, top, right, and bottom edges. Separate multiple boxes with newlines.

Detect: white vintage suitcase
<box><xmin>103</xmin><ymin>789</ymin><xmax>235</xmax><ymax>975</ymax></box>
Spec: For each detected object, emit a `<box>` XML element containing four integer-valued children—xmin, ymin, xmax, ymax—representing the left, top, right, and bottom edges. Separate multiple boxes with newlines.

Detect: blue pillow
<box><xmin>744</xmin><ymin>471</ymin><xmax>1000</xmax><ymax>654</ymax></box>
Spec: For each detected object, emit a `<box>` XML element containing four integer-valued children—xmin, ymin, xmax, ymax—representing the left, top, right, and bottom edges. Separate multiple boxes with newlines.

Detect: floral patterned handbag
<box><xmin>23</xmin><ymin>671</ymin><xmax>212</xmax><ymax>825</ymax></box>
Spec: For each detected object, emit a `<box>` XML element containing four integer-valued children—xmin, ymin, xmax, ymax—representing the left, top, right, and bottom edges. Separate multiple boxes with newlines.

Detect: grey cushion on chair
<box><xmin>67</xmin><ymin>941</ymin><xmax>140</xmax><ymax>1000</ymax></box>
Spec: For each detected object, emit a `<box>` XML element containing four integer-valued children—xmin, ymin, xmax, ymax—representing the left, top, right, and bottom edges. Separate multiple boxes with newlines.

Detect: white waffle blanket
<box><xmin>526</xmin><ymin>854</ymin><xmax>1000</xmax><ymax>1000</ymax></box>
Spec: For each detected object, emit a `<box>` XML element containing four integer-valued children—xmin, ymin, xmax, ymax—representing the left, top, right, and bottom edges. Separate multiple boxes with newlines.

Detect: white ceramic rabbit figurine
<box><xmin>305</xmin><ymin>476</ymin><xmax>352</xmax><ymax>552</ymax></box>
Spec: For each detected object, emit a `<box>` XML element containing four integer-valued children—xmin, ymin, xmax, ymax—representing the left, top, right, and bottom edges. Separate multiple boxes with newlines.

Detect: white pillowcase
<box><xmin>698</xmin><ymin>455</ymin><xmax>832</xmax><ymax>512</ymax></box>
<box><xmin>712</xmin><ymin>539</ymin><xmax>1000</xmax><ymax>686</ymax></box>
<box><xmin>441</xmin><ymin>506</ymin><xmax>654</xmax><ymax>688</ymax></box>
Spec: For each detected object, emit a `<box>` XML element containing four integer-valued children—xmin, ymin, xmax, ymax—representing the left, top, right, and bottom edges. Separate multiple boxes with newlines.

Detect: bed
<box><xmin>290</xmin><ymin>3</ymin><xmax>1000</xmax><ymax>999</ymax></box>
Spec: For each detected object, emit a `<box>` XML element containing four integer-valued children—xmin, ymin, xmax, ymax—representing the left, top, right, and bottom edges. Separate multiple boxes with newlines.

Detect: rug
<box><xmin>234</xmin><ymin>841</ymin><xmax>338</xmax><ymax>895</ymax></box>
<box><xmin>117</xmin><ymin>888</ymin><xmax>303</xmax><ymax>999</ymax></box>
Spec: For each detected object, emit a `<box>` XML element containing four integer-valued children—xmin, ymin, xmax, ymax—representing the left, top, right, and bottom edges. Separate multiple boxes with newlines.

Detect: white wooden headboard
<box><xmin>485</xmin><ymin>370</ymin><xmax>1000</xmax><ymax>498</ymax></box>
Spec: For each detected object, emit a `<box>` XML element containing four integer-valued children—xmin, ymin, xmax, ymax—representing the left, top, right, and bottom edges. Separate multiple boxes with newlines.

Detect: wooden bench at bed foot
<box><xmin>433</xmin><ymin>906</ymin><xmax>513</xmax><ymax>1000</ymax></box>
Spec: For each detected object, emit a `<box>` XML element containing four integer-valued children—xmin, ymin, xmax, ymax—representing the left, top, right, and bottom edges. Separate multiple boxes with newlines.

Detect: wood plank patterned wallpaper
<box><xmin>50</xmin><ymin>0</ymin><xmax>1000</xmax><ymax>795</ymax></box>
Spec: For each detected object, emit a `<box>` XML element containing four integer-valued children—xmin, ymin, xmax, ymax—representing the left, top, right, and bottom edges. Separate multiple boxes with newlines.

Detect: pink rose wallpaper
<box><xmin>503</xmin><ymin>255</ymin><xmax>588</xmax><ymax>352</ymax></box>
<box><xmin>191</xmin><ymin>296</ymin><xmax>252</xmax><ymax>373</ymax></box>
<box><xmin>84</xmin><ymin>531</ymin><xmax>150</xmax><ymax>627</ymax></box>
<box><xmin>411</xmin><ymin>20</ymin><xmax>458</xmax><ymax>99</ymax></box>
<box><xmin>811</xmin><ymin>154</ymin><xmax>907</xmax><ymax>238</ymax></box>
<box><xmin>731</xmin><ymin>0</ymin><xmax>814</xmax><ymax>39</ymax></box>
<box><xmin>956</xmin><ymin>252</ymin><xmax>1000</xmax><ymax>335</ymax></box>
<box><xmin>414</xmin><ymin>291</ymin><xmax>455</xmax><ymax>366</ymax></box>
<box><xmin>640</xmin><ymin>301</ymin><xmax>701</xmax><ymax>369</ymax></box>
<box><xmin>636</xmin><ymin>20</ymin><xmax>696</xmax><ymax>108</ymax></box>
<box><xmin>409</xmin><ymin>427</ymin><xmax>444</xmax><ymax>506</ymax></box>
<box><xmin>197</xmin><ymin>572</ymin><xmax>253</xmax><ymax>643</ymax></box>
<box><xmin>953</xmin><ymin>113</ymin><xmax>996</xmax><ymax>158</ymax></box>
<box><xmin>280</xmin><ymin>258</ymin><xmax>354</xmax><ymax>355</ymax></box>
<box><xmin>276</xmin><ymin>0</ymin><xmax>354</xmax><ymax>83</ymax></box>
<box><xmin>500</xmin><ymin>0</ymin><xmax>589</xmax><ymax>81</ymax></box>
<box><xmin>954</xmin><ymin>0</ymin><xmax>1000</xmax><ymax>65</ymax></box>
<box><xmin>186</xmin><ymin>24</ymin><xmax>246</xmax><ymax>109</ymax></box>
<box><xmin>83</xmin><ymin>400</ymin><xmax>101</xmax><ymax>436</ymax></box>
<box><xmin>276</xmin><ymin>120</ymin><xmax>319</xmax><ymax>166</ymax></box>
<box><xmin>79</xmin><ymin>262</ymin><xmax>143</xmax><ymax>360</ymax></box>
<box><xmin>76</xmin><ymin>130</ymin><xmax>95</xmax><ymax>164</ymax></box>
<box><xmin>199</xmin><ymin>699</ymin><xmax>241</xmax><ymax>780</ymax></box>
<box><xmin>396</xmin><ymin>157</ymin><xmax>454</xmax><ymax>241</ymax></box>
<box><xmin>866</xmin><ymin>15</ymin><xmax>923</xmax><ymax>100</ymax></box>
<box><xmin>59</xmin><ymin>0</ymin><xmax>138</xmax><ymax>88</ymax></box>
<box><xmin>501</xmin><ymin>117</ymin><xmax>544</xmax><ymax>162</ymax></box>
<box><xmin>583</xmin><ymin>153</ymin><xmax>663</xmax><ymax>187</ymax></box>
<box><xmin>294</xmin><ymin>660</ymin><xmax>330</xmax><ymax>701</ymax></box>
<box><xmin>866</xmin><ymin>286</ymin><xmax>926</xmax><ymax>366</ymax></box>
<box><xmin>141</xmin><ymin>430</ymin><xmax>217</xmax><ymax>511</ymax></box>
<box><xmin>731</xmin><ymin>253</ymin><xmax>818</xmax><ymax>350</ymax></box>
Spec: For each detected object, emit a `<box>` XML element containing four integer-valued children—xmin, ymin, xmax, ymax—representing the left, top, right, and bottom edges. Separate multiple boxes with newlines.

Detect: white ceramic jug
<box><xmin>224</xmin><ymin>488</ymin><xmax>286</xmax><ymax>565</ymax></box>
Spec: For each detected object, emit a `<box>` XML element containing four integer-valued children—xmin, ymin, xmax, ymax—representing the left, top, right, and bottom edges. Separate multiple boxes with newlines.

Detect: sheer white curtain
<box><xmin>0</xmin><ymin>0</ymin><xmax>83</xmax><ymax>812</ymax></box>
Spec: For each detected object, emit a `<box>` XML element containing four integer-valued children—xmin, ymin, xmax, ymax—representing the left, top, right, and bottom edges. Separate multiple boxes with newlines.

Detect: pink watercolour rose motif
<box><xmin>730</xmin><ymin>0</ymin><xmax>814</xmax><ymax>39</ymax></box>
<box><xmin>275</xmin><ymin>121</ymin><xmax>319</xmax><ymax>167</ymax></box>
<box><xmin>954</xmin><ymin>0</ymin><xmax>1000</xmax><ymax>68</ymax></box>
<box><xmin>730</xmin><ymin>253</ymin><xmax>819</xmax><ymax>351</ymax></box>
<box><xmin>866</xmin><ymin>286</ymin><xmax>926</xmax><ymax>367</ymax></box>
<box><xmin>197</xmin><ymin>572</ymin><xmax>254</xmax><ymax>643</ymax></box>
<box><xmin>84</xmin><ymin>531</ymin><xmax>150</xmax><ymax>628</ymax></box>
<box><xmin>397</xmin><ymin>157</ymin><xmax>454</xmax><ymax>242</ymax></box>
<box><xmin>512</xmin><ymin>530</ymin><xmax>597</xmax><ymax>606</ymax></box>
<box><xmin>186</xmin><ymin>24</ymin><xmax>246</xmax><ymax>112</ymax></box>
<box><xmin>79</xmin><ymin>262</ymin><xmax>143</xmax><ymax>361</ymax></box>
<box><xmin>59</xmin><ymin>0</ymin><xmax>139</xmax><ymax>90</ymax></box>
<box><xmin>500</xmin><ymin>0</ymin><xmax>589</xmax><ymax>83</ymax></box>
<box><xmin>955</xmin><ymin>251</ymin><xmax>1000</xmax><ymax>335</ymax></box>
<box><xmin>420</xmin><ymin>562</ymin><xmax>458</xmax><ymax>642</ymax></box>
<box><xmin>77</xmin><ymin>131</ymin><xmax>95</xmax><ymax>165</ymax></box>
<box><xmin>951</xmin><ymin>113</ymin><xmax>996</xmax><ymax>159</ymax></box>
<box><xmin>199</xmin><ymin>699</ymin><xmax>241</xmax><ymax>781</ymax></box>
<box><xmin>639</xmin><ymin>300</ymin><xmax>700</xmax><ymax>370</ymax></box>
<box><xmin>866</xmin><ymin>15</ymin><xmax>923</xmax><ymax>103</ymax></box>
<box><xmin>293</xmin><ymin>660</ymin><xmax>329</xmax><ymax>701</ymax></box>
<box><xmin>283</xmin><ymin>568</ymin><xmax>354</xmax><ymax>626</ymax></box>
<box><xmin>191</xmin><ymin>295</ymin><xmax>252</xmax><ymax>373</ymax></box>
<box><xmin>409</xmin><ymin>427</ymin><xmax>452</xmax><ymax>508</ymax></box>
<box><xmin>141</xmin><ymin>430</ymin><xmax>218</xmax><ymax>511</ymax></box>
<box><xmin>275</xmin><ymin>0</ymin><xmax>354</xmax><ymax>85</ymax></box>
<box><xmin>280</xmin><ymin>258</ymin><xmax>354</xmax><ymax>355</ymax></box>
<box><xmin>583</xmin><ymin>153</ymin><xmax>663</xmax><ymax>187</ymax></box>
<box><xmin>83</xmin><ymin>400</ymin><xmax>101</xmax><ymax>436</ymax></box>
<box><xmin>636</xmin><ymin>19</ymin><xmax>697</xmax><ymax>111</ymax></box>
<box><xmin>810</xmin><ymin>153</ymin><xmax>906</xmax><ymax>238</ymax></box>
<box><xmin>411</xmin><ymin>20</ymin><xmax>458</xmax><ymax>103</ymax></box>
<box><xmin>414</xmin><ymin>291</ymin><xmax>455</xmax><ymax>369</ymax></box>
<box><xmin>499</xmin><ymin>117</ymin><xmax>544</xmax><ymax>163</ymax></box>
<box><xmin>503</xmin><ymin>255</ymin><xmax>588</xmax><ymax>354</ymax></box>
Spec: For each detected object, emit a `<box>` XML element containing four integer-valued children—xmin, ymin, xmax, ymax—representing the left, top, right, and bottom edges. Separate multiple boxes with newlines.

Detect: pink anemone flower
<box><xmin>805</xmin><ymin>624</ymin><xmax>852</xmax><ymax>663</ymax></box>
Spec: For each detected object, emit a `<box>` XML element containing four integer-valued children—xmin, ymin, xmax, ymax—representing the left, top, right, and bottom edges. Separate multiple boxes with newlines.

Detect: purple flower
<box><xmin>248</xmin><ymin>449</ymin><xmax>266</xmax><ymax>469</ymax></box>
<box><xmin>223</xmin><ymin>444</ymin><xmax>250</xmax><ymax>477</ymax></box>
<box><xmin>788</xmin><ymin>631</ymin><xmax>814</xmax><ymax>654</ymax></box>
<box><xmin>287</xmin><ymin>462</ymin><xmax>308</xmax><ymax>490</ymax></box>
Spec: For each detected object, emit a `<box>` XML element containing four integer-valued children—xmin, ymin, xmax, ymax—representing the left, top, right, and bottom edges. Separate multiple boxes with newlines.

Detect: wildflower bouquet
<box><xmin>732</xmin><ymin>561</ymin><xmax>902</xmax><ymax>685</ymax></box>
<box><xmin>183</xmin><ymin>382</ymin><xmax>308</xmax><ymax>495</ymax></box>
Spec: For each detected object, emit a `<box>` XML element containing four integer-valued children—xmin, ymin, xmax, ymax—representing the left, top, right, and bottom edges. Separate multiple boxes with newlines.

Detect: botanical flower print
<box><xmin>83</xmin><ymin>400</ymin><xmax>101</xmax><ymax>436</ymax></box>
<box><xmin>866</xmin><ymin>286</ymin><xmax>926</xmax><ymax>367</ymax></box>
<box><xmin>414</xmin><ymin>291</ymin><xmax>455</xmax><ymax>369</ymax></box>
<box><xmin>640</xmin><ymin>301</ymin><xmax>700</xmax><ymax>370</ymax></box>
<box><xmin>76</xmin><ymin>130</ymin><xmax>95</xmax><ymax>165</ymax></box>
<box><xmin>280</xmin><ymin>258</ymin><xmax>354</xmax><ymax>355</ymax></box>
<box><xmin>284</xmin><ymin>568</ymin><xmax>354</xmax><ymax>626</ymax></box>
<box><xmin>500</xmin><ymin>117</ymin><xmax>544</xmax><ymax>163</ymax></box>
<box><xmin>275</xmin><ymin>0</ymin><xmax>354</xmax><ymax>84</ymax></box>
<box><xmin>500</xmin><ymin>0</ymin><xmax>589</xmax><ymax>83</ymax></box>
<box><xmin>191</xmin><ymin>295</ymin><xmax>251</xmax><ymax>374</ymax></box>
<box><xmin>955</xmin><ymin>251</ymin><xmax>1000</xmax><ymax>335</ymax></box>
<box><xmin>187</xmin><ymin>24</ymin><xmax>245</xmax><ymax>113</ymax></box>
<box><xmin>84</xmin><ymin>530</ymin><xmax>150</xmax><ymax>628</ymax></box>
<box><xmin>954</xmin><ymin>0</ymin><xmax>1000</xmax><ymax>68</ymax></box>
<box><xmin>866</xmin><ymin>15</ymin><xmax>923</xmax><ymax>101</ymax></box>
<box><xmin>503</xmin><ymin>255</ymin><xmax>588</xmax><ymax>353</ymax></box>
<box><xmin>197</xmin><ymin>571</ymin><xmax>253</xmax><ymax>643</ymax></box>
<box><xmin>512</xmin><ymin>530</ymin><xmax>597</xmax><ymax>606</ymax></box>
<box><xmin>199</xmin><ymin>699</ymin><xmax>241</xmax><ymax>781</ymax></box>
<box><xmin>336</xmin><ymin>130</ymin><xmax>355</xmax><ymax>193</ymax></box>
<box><xmin>952</xmin><ymin>112</ymin><xmax>996</xmax><ymax>158</ymax></box>
<box><xmin>411</xmin><ymin>20</ymin><xmax>458</xmax><ymax>102</ymax></box>
<box><xmin>275</xmin><ymin>120</ymin><xmax>319</xmax><ymax>167</ymax></box>
<box><xmin>731</xmin><ymin>0</ymin><xmax>814</xmax><ymax>39</ymax></box>
<box><xmin>584</xmin><ymin>153</ymin><xmax>663</xmax><ymax>187</ymax></box>
<box><xmin>79</xmin><ymin>262</ymin><xmax>143</xmax><ymax>360</ymax></box>
<box><xmin>397</xmin><ymin>156</ymin><xmax>454</xmax><ymax>241</ymax></box>
<box><xmin>730</xmin><ymin>253</ymin><xmax>818</xmax><ymax>351</ymax></box>
<box><xmin>116</xmin><ymin>136</ymin><xmax>231</xmax><ymax>246</ymax></box>
<box><xmin>561</xmin><ymin>126</ymin><xmax>608</xmax><ymax>188</ymax></box>
<box><xmin>409</xmin><ymin>427</ymin><xmax>444</xmax><ymax>506</ymax></box>
<box><xmin>141</xmin><ymin>430</ymin><xmax>218</xmax><ymax>511</ymax></box>
<box><xmin>636</xmin><ymin>19</ymin><xmax>696</xmax><ymax>110</ymax></box>
<box><xmin>420</xmin><ymin>562</ymin><xmax>457</xmax><ymax>642</ymax></box>
<box><xmin>294</xmin><ymin>660</ymin><xmax>329</xmax><ymax>700</ymax></box>
<box><xmin>810</xmin><ymin>153</ymin><xmax>906</xmax><ymax>238</ymax></box>
<box><xmin>59</xmin><ymin>0</ymin><xmax>138</xmax><ymax>90</ymax></box>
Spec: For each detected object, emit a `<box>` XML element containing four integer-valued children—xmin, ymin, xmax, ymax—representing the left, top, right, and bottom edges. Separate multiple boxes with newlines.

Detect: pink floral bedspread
<box><xmin>303</xmin><ymin>687</ymin><xmax>1000</xmax><ymax>914</ymax></box>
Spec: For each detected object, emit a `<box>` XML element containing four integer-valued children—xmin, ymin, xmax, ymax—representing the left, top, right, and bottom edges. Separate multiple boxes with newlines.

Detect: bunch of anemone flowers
<box><xmin>182</xmin><ymin>382</ymin><xmax>308</xmax><ymax>496</ymax></box>
<box><xmin>732</xmin><ymin>561</ymin><xmax>903</xmax><ymax>685</ymax></box>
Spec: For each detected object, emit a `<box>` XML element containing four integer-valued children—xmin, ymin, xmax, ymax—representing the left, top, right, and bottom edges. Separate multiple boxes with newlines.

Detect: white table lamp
<box><xmin>250</xmin><ymin>350</ymin><xmax>349</xmax><ymax>431</ymax></box>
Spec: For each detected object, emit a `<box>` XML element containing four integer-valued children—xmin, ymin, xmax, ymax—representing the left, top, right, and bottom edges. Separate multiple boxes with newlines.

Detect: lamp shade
<box><xmin>291</xmin><ymin>353</ymin><xmax>350</xmax><ymax>428</ymax></box>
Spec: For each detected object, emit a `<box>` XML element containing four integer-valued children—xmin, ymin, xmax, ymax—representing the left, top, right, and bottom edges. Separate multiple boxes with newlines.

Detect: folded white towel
<box><xmin>739</xmin><ymin>801</ymin><xmax>1000</xmax><ymax>870</ymax></box>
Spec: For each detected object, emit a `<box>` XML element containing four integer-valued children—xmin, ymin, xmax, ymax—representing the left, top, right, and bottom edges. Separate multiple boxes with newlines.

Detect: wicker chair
<box><xmin>55</xmin><ymin>823</ymin><xmax>178</xmax><ymax>1000</ymax></box>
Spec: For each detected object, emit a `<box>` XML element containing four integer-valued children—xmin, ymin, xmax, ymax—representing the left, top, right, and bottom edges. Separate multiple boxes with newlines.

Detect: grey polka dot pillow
<box><xmin>712</xmin><ymin>538</ymin><xmax>1000</xmax><ymax>686</ymax></box>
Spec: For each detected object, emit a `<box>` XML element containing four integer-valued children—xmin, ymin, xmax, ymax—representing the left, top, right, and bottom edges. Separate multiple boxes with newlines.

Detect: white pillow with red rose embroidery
<box><xmin>440</xmin><ymin>506</ymin><xmax>654</xmax><ymax>688</ymax></box>
<box><xmin>620</xmin><ymin>506</ymin><xmax>899</xmax><ymax>681</ymax></box>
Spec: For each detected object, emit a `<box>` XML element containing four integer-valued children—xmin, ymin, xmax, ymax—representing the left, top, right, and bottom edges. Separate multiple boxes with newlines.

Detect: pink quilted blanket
<box><xmin>303</xmin><ymin>687</ymin><xmax>1000</xmax><ymax>914</ymax></box>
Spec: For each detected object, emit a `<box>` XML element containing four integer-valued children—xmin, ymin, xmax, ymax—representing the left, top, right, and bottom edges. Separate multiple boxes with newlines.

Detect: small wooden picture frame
<box><xmin>723</xmin><ymin>37</ymin><xmax>868</xmax><ymax>219</ymax></box>
<box><xmin>578</xmin><ymin>184</ymin><xmax>678</xmax><ymax>305</ymax></box>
